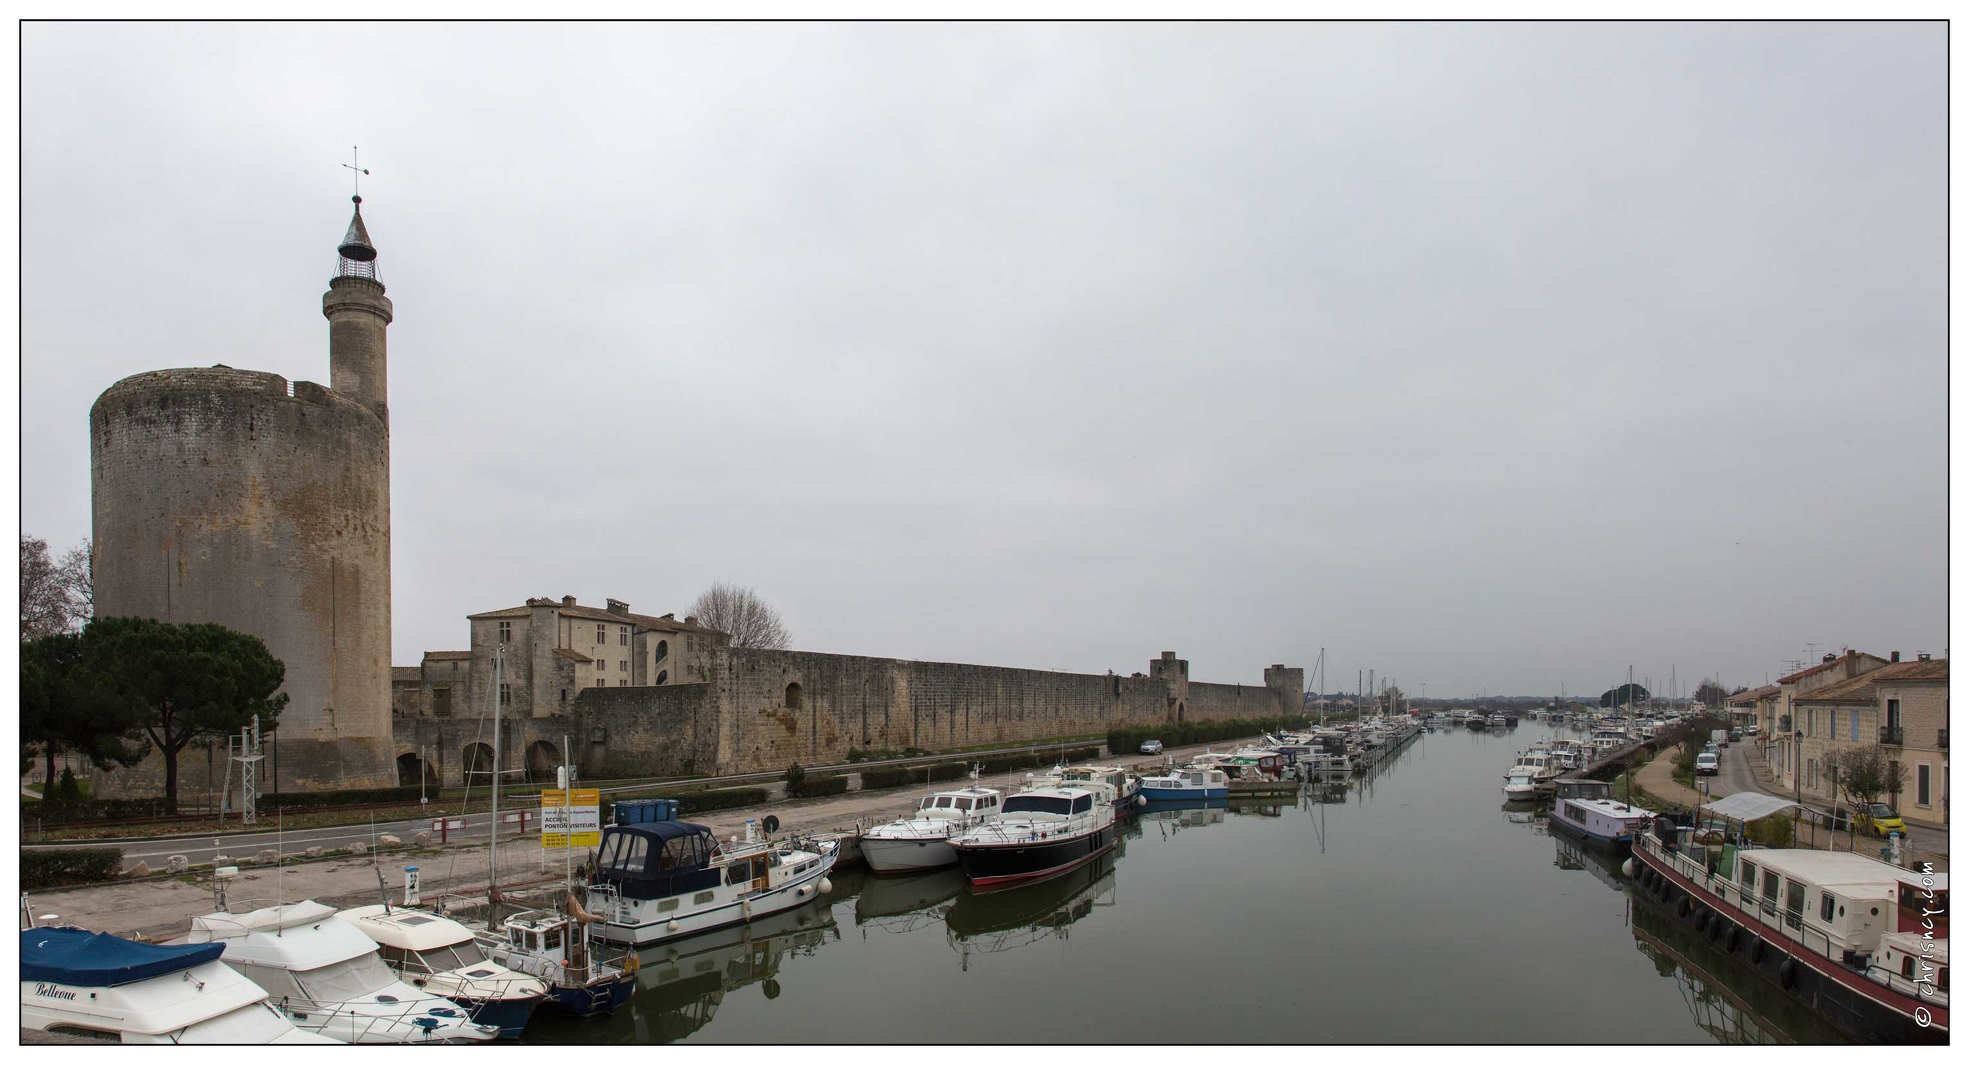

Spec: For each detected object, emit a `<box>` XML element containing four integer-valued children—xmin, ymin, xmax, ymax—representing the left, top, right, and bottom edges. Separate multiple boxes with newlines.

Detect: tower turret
<box><xmin>323</xmin><ymin>195</ymin><xmax>393</xmax><ymax>424</ymax></box>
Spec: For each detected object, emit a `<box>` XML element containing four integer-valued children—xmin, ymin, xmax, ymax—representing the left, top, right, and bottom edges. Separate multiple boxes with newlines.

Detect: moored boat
<box><xmin>337</xmin><ymin>903</ymin><xmax>546</xmax><ymax>1037</ymax></box>
<box><xmin>948</xmin><ymin>786</ymin><xmax>1117</xmax><ymax>891</ymax></box>
<box><xmin>21</xmin><ymin>924</ymin><xmax>338</xmax><ymax>1044</ymax></box>
<box><xmin>1546</xmin><ymin>778</ymin><xmax>1653</xmax><ymax>853</ymax></box>
<box><xmin>1138</xmin><ymin>766</ymin><xmax>1229</xmax><ymax>801</ymax></box>
<box><xmin>587</xmin><ymin>817</ymin><xmax>837</xmax><ymax>948</ymax></box>
<box><xmin>859</xmin><ymin>786</ymin><xmax>1004</xmax><ymax>874</ymax></box>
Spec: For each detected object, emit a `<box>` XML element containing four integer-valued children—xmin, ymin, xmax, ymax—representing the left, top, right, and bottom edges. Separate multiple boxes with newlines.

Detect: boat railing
<box><xmin>278</xmin><ymin>992</ymin><xmax>481</xmax><ymax>1043</ymax></box>
<box><xmin>1862</xmin><ymin>964</ymin><xmax>1950</xmax><ymax>1008</ymax></box>
<box><xmin>1637</xmin><ymin>832</ymin><xmax>1881</xmax><ymax>974</ymax></box>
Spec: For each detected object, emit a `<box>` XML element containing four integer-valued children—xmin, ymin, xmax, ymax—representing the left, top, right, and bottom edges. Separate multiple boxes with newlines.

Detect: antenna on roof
<box><xmin>342</xmin><ymin>145</ymin><xmax>369</xmax><ymax>198</ymax></box>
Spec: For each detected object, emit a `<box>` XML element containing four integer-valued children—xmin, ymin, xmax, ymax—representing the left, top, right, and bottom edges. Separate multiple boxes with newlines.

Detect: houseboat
<box><xmin>1631</xmin><ymin>820</ymin><xmax>1947</xmax><ymax>1042</ymax></box>
<box><xmin>859</xmin><ymin>786</ymin><xmax>1004</xmax><ymax>874</ymax></box>
<box><xmin>587</xmin><ymin>818</ymin><xmax>838</xmax><ymax>948</ymax></box>
<box><xmin>1058</xmin><ymin>764</ymin><xmax>1143</xmax><ymax>807</ymax></box>
<box><xmin>948</xmin><ymin>785</ymin><xmax>1117</xmax><ymax>890</ymax></box>
<box><xmin>1546</xmin><ymin>778</ymin><xmax>1653</xmax><ymax>853</ymax></box>
<box><xmin>21</xmin><ymin>925</ymin><xmax>337</xmax><ymax>1044</ymax></box>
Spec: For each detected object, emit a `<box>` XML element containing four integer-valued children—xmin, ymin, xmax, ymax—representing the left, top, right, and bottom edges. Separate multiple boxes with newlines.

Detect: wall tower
<box><xmin>89</xmin><ymin>196</ymin><xmax>397</xmax><ymax>793</ymax></box>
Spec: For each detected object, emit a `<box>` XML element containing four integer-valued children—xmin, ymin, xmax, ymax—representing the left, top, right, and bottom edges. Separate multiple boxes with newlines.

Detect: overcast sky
<box><xmin>21</xmin><ymin>22</ymin><xmax>1947</xmax><ymax>699</ymax></box>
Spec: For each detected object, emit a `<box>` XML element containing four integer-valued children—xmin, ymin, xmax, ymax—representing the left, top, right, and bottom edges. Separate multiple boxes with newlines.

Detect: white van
<box><xmin>1695</xmin><ymin>751</ymin><xmax>1720</xmax><ymax>776</ymax></box>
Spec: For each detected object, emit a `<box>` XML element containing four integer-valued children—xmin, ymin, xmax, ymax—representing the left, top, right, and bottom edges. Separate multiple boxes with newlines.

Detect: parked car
<box><xmin>1140</xmin><ymin>739</ymin><xmax>1164</xmax><ymax>755</ymax></box>
<box><xmin>1730</xmin><ymin>727</ymin><xmax>1743</xmax><ymax>742</ymax></box>
<box><xmin>1864</xmin><ymin>802</ymin><xmax>1905</xmax><ymax>837</ymax></box>
<box><xmin>1695</xmin><ymin>752</ymin><xmax>1720</xmax><ymax>776</ymax></box>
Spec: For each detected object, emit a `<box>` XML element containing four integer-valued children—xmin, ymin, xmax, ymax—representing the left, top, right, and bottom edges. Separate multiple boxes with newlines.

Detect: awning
<box><xmin>1700</xmin><ymin>792</ymin><xmax>1798</xmax><ymax>823</ymax></box>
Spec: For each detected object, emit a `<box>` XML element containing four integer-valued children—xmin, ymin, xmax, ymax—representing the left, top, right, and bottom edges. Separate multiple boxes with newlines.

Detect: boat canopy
<box><xmin>21</xmin><ymin>927</ymin><xmax>226</xmax><ymax>987</ymax></box>
<box><xmin>1699</xmin><ymin>792</ymin><xmax>1797</xmax><ymax>823</ymax></box>
<box><xmin>592</xmin><ymin>821</ymin><xmax>722</xmax><ymax>900</ymax></box>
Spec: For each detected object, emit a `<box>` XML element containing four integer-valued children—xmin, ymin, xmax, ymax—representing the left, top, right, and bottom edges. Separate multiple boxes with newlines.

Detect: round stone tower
<box><xmin>89</xmin><ymin>197</ymin><xmax>396</xmax><ymax>792</ymax></box>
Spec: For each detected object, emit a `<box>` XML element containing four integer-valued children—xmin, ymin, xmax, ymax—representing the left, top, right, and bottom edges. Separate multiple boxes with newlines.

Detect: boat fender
<box><xmin>1722</xmin><ymin>925</ymin><xmax>1739</xmax><ymax>952</ymax></box>
<box><xmin>818</xmin><ymin>877</ymin><xmax>832</xmax><ymax>894</ymax></box>
<box><xmin>622</xmin><ymin>953</ymin><xmax>640</xmax><ymax>975</ymax></box>
<box><xmin>1676</xmin><ymin>897</ymin><xmax>1691</xmax><ymax>918</ymax></box>
<box><xmin>666</xmin><ymin>920</ymin><xmax>679</xmax><ymax>932</ymax></box>
<box><xmin>1135</xmin><ymin>795</ymin><xmax>1147</xmax><ymax>808</ymax></box>
<box><xmin>1621</xmin><ymin>859</ymin><xmax>1636</xmax><ymax>879</ymax></box>
<box><xmin>1706</xmin><ymin>913</ymin><xmax>1722</xmax><ymax>940</ymax></box>
<box><xmin>797</xmin><ymin>885</ymin><xmax>811</xmax><ymax>897</ymax></box>
<box><xmin>1778</xmin><ymin>958</ymin><xmax>1797</xmax><ymax>989</ymax></box>
<box><xmin>1749</xmin><ymin>938</ymin><xmax>1765</xmax><ymax>964</ymax></box>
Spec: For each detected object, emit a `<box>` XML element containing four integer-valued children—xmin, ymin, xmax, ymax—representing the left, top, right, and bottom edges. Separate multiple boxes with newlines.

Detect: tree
<box><xmin>689</xmin><ymin>582</ymin><xmax>790</xmax><ymax>650</ymax></box>
<box><xmin>84</xmin><ymin>616</ymin><xmax>289</xmax><ymax>813</ymax></box>
<box><xmin>1694</xmin><ymin>679</ymin><xmax>1728</xmax><ymax>707</ymax></box>
<box><xmin>1599</xmin><ymin>683</ymin><xmax>1651</xmax><ymax>708</ymax></box>
<box><xmin>20</xmin><ymin>535</ymin><xmax>93</xmax><ymax>641</ymax></box>
<box><xmin>1825</xmin><ymin>743</ymin><xmax>1906</xmax><ymax>836</ymax></box>
<box><xmin>21</xmin><ymin>630</ymin><xmax>150</xmax><ymax>793</ymax></box>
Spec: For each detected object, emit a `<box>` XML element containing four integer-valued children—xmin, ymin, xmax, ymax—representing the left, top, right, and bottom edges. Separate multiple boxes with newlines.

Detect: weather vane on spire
<box><xmin>343</xmin><ymin>146</ymin><xmax>370</xmax><ymax>200</ymax></box>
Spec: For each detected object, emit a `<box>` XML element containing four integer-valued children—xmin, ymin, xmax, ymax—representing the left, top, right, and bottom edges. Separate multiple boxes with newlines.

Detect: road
<box><xmin>1718</xmin><ymin>742</ymin><xmax>1947</xmax><ymax>857</ymax></box>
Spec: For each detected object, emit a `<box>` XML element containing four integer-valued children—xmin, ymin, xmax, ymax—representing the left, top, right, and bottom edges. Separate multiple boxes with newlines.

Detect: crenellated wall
<box><xmin>389</xmin><ymin>648</ymin><xmax>1303</xmax><ymax>785</ymax></box>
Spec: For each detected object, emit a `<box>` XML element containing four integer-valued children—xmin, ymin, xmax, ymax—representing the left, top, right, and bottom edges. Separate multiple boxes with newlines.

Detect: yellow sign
<box><xmin>540</xmin><ymin>789</ymin><xmax>601</xmax><ymax>848</ymax></box>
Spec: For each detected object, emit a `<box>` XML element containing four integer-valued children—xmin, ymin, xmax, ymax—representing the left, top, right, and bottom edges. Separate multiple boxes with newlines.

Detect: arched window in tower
<box><xmin>655</xmin><ymin>640</ymin><xmax>669</xmax><ymax>664</ymax></box>
<box><xmin>656</xmin><ymin>670</ymin><xmax>668</xmax><ymax>686</ymax></box>
<box><xmin>785</xmin><ymin>683</ymin><xmax>803</xmax><ymax>710</ymax></box>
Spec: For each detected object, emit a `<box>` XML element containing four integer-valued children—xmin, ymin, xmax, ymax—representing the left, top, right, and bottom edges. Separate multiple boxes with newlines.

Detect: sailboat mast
<box><xmin>490</xmin><ymin>645</ymin><xmax>501</xmax><ymax>896</ymax></box>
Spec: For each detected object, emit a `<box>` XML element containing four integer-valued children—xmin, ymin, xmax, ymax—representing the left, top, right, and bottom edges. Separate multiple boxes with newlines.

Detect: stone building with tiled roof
<box><xmin>396</xmin><ymin>595</ymin><xmax>729</xmax><ymax>732</ymax></box>
<box><xmin>1791</xmin><ymin>654</ymin><xmax>1948</xmax><ymax>829</ymax></box>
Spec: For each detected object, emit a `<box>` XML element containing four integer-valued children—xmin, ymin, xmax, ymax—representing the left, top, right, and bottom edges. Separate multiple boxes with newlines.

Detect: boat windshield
<box><xmin>1003</xmin><ymin>795</ymin><xmax>1073</xmax><ymax>817</ymax></box>
<box><xmin>416</xmin><ymin>940</ymin><xmax>488</xmax><ymax>972</ymax></box>
<box><xmin>295</xmin><ymin>952</ymin><xmax>396</xmax><ymax>1003</ymax></box>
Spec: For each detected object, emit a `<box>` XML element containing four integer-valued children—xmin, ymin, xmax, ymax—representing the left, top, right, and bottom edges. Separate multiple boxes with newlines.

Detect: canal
<box><xmin>523</xmin><ymin>722</ymin><xmax>1850</xmax><ymax>1043</ymax></box>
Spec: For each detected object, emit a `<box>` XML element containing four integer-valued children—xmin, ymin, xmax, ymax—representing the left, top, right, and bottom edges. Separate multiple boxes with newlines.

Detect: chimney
<box><xmin>1822</xmin><ymin>653</ymin><xmax>1837</xmax><ymax>664</ymax></box>
<box><xmin>1918</xmin><ymin>652</ymin><xmax>1932</xmax><ymax>661</ymax></box>
<box><xmin>606</xmin><ymin>598</ymin><xmax>630</xmax><ymax>616</ymax></box>
<box><xmin>660</xmin><ymin>613</ymin><xmax>676</xmax><ymax>621</ymax></box>
<box><xmin>562</xmin><ymin>595</ymin><xmax>577</xmax><ymax>608</ymax></box>
<box><xmin>1892</xmin><ymin>651</ymin><xmax>1901</xmax><ymax>663</ymax></box>
<box><xmin>683</xmin><ymin>615</ymin><xmax>697</xmax><ymax>626</ymax></box>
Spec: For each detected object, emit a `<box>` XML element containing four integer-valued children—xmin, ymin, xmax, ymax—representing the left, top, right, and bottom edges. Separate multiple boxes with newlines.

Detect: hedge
<box><xmin>264</xmin><ymin>786</ymin><xmax>424</xmax><ymax>811</ymax></box>
<box><xmin>28</xmin><ymin>797</ymin><xmax>181</xmax><ymax>823</ymax></box>
<box><xmin>788</xmin><ymin>775</ymin><xmax>849</xmax><ymax>799</ymax></box>
<box><xmin>1106</xmin><ymin>716</ymin><xmax>1307</xmax><ymax>756</ymax></box>
<box><xmin>859</xmin><ymin>763</ymin><xmax>969</xmax><ymax>791</ymax></box>
<box><xmin>24</xmin><ymin>848</ymin><xmax>126</xmax><ymax>888</ymax></box>
<box><xmin>605</xmin><ymin>787</ymin><xmax>771</xmax><ymax>822</ymax></box>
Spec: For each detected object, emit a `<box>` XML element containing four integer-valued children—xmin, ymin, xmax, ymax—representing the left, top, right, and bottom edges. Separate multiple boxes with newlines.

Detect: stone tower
<box><xmin>89</xmin><ymin>196</ymin><xmax>396</xmax><ymax>793</ymax></box>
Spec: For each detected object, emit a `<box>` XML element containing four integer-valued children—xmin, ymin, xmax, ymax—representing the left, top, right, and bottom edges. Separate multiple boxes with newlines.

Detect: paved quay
<box><xmin>1631</xmin><ymin>741</ymin><xmax>1946</xmax><ymax>862</ymax></box>
<box><xmin>25</xmin><ymin>740</ymin><xmax>1237</xmax><ymax>941</ymax></box>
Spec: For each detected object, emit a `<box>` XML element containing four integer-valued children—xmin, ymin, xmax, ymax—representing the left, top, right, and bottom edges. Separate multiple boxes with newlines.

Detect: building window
<box><xmin>785</xmin><ymin>682</ymin><xmax>802</xmax><ymax>710</ymax></box>
<box><xmin>619</xmin><ymin>660</ymin><xmax>627</xmax><ymax>672</ymax></box>
<box><xmin>498</xmin><ymin>620</ymin><xmax>511</xmax><ymax>643</ymax></box>
<box><xmin>1887</xmin><ymin>698</ymin><xmax>1901</xmax><ymax>729</ymax></box>
<box><xmin>499</xmin><ymin>683</ymin><xmax>511</xmax><ymax>707</ymax></box>
<box><xmin>595</xmin><ymin>678</ymin><xmax>605</xmax><ymax>688</ymax></box>
<box><xmin>1918</xmin><ymin>763</ymin><xmax>1931</xmax><ymax>806</ymax></box>
<box><xmin>656</xmin><ymin>670</ymin><xmax>667</xmax><ymax>685</ymax></box>
<box><xmin>619</xmin><ymin>626</ymin><xmax>629</xmax><ymax>646</ymax></box>
<box><xmin>597</xmin><ymin>623</ymin><xmax>607</xmax><ymax>644</ymax></box>
<box><xmin>655</xmin><ymin>640</ymin><xmax>669</xmax><ymax>663</ymax></box>
<box><xmin>560</xmin><ymin>689</ymin><xmax>567</xmax><ymax>706</ymax></box>
<box><xmin>1851</xmin><ymin>711</ymin><xmax>1860</xmax><ymax>743</ymax></box>
<box><xmin>619</xmin><ymin>679</ymin><xmax>627</xmax><ymax>686</ymax></box>
<box><xmin>433</xmin><ymin>686</ymin><xmax>452</xmax><ymax>716</ymax></box>
<box><xmin>451</xmin><ymin>661</ymin><xmax>459</xmax><ymax>671</ymax></box>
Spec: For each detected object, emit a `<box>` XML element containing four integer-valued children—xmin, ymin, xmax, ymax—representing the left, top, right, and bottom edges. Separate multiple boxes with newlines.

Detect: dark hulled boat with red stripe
<box><xmin>948</xmin><ymin>786</ymin><xmax>1116</xmax><ymax>892</ymax></box>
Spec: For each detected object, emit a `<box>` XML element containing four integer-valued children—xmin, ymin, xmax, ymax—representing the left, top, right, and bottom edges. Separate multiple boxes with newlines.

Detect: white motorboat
<box><xmin>336</xmin><ymin>904</ymin><xmax>546</xmax><ymax>1037</ymax></box>
<box><xmin>184</xmin><ymin>900</ymin><xmax>499</xmax><ymax>1043</ymax></box>
<box><xmin>588</xmin><ymin>817</ymin><xmax>837</xmax><ymax>947</ymax></box>
<box><xmin>1139</xmin><ymin>766</ymin><xmax>1230</xmax><ymax>800</ymax></box>
<box><xmin>859</xmin><ymin>786</ymin><xmax>1004</xmax><ymax>874</ymax></box>
<box><xmin>1058</xmin><ymin>763</ymin><xmax>1143</xmax><ymax>806</ymax></box>
<box><xmin>948</xmin><ymin>786</ymin><xmax>1118</xmax><ymax>891</ymax></box>
<box><xmin>21</xmin><ymin>924</ymin><xmax>338</xmax><ymax>1044</ymax></box>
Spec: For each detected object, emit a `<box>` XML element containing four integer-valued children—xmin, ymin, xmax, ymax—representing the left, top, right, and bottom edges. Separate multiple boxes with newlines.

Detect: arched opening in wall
<box><xmin>526</xmin><ymin>740</ymin><xmax>562</xmax><ymax>784</ymax></box>
<box><xmin>655</xmin><ymin>640</ymin><xmax>669</xmax><ymax>664</ymax></box>
<box><xmin>785</xmin><ymin>683</ymin><xmax>802</xmax><ymax>710</ymax></box>
<box><xmin>1177</xmin><ymin>702</ymin><xmax>1186</xmax><ymax>724</ymax></box>
<box><xmin>656</xmin><ymin>670</ymin><xmax>667</xmax><ymax>686</ymax></box>
<box><xmin>395</xmin><ymin>752</ymin><xmax>436</xmax><ymax>789</ymax></box>
<box><xmin>463</xmin><ymin>742</ymin><xmax>495</xmax><ymax>784</ymax></box>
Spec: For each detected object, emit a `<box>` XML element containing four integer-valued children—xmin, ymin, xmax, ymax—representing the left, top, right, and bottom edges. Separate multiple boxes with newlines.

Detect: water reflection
<box><xmin>945</xmin><ymin>853</ymin><xmax>1120</xmax><ymax>970</ymax></box>
<box><xmin>525</xmin><ymin>898</ymin><xmax>837</xmax><ymax>1044</ymax></box>
<box><xmin>1552</xmin><ymin>834</ymin><xmax>1623</xmax><ymax>892</ymax></box>
<box><xmin>1628</xmin><ymin>895</ymin><xmax>1849</xmax><ymax>1044</ymax></box>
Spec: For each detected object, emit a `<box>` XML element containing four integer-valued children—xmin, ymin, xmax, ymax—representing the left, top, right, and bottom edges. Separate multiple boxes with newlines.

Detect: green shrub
<box><xmin>54</xmin><ymin>767</ymin><xmax>82</xmax><ymax>802</ymax></box>
<box><xmin>789</xmin><ymin>775</ymin><xmax>848</xmax><ymax>799</ymax></box>
<box><xmin>974</xmin><ymin>752</ymin><xmax>1047</xmax><ymax>775</ymax></box>
<box><xmin>784</xmin><ymin>763</ymin><xmax>805</xmax><ymax>792</ymax></box>
<box><xmin>264</xmin><ymin>785</ymin><xmax>424</xmax><ymax>811</ymax></box>
<box><xmin>31</xmin><ymin>796</ymin><xmax>182</xmax><ymax>822</ymax></box>
<box><xmin>860</xmin><ymin>763</ymin><xmax>968</xmax><ymax>791</ymax></box>
<box><xmin>1063</xmin><ymin>746</ymin><xmax>1101</xmax><ymax>762</ymax></box>
<box><xmin>1744</xmin><ymin>815</ymin><xmax>1796</xmax><ymax>849</ymax></box>
<box><xmin>24</xmin><ymin>848</ymin><xmax>125</xmax><ymax>888</ymax></box>
<box><xmin>676</xmin><ymin>787</ymin><xmax>771</xmax><ymax>814</ymax></box>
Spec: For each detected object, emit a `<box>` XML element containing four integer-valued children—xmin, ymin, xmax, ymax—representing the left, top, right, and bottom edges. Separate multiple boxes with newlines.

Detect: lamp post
<box><xmin>1793</xmin><ymin>728</ymin><xmax>1806</xmax><ymax>848</ymax></box>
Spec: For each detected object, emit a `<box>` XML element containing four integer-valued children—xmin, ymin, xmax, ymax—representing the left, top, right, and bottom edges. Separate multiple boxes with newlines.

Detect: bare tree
<box><xmin>689</xmin><ymin>582</ymin><xmax>790</xmax><ymax>650</ymax></box>
<box><xmin>21</xmin><ymin>531</ymin><xmax>88</xmax><ymax>637</ymax></box>
<box><xmin>56</xmin><ymin>539</ymin><xmax>93</xmax><ymax>625</ymax></box>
